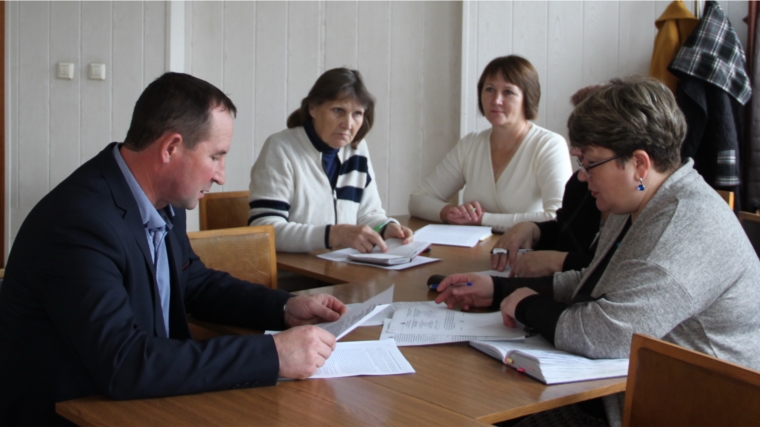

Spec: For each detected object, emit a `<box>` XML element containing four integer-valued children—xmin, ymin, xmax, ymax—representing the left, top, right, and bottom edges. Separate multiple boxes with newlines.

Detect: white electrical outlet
<box><xmin>89</xmin><ymin>63</ymin><xmax>106</xmax><ymax>81</ymax></box>
<box><xmin>57</xmin><ymin>62</ymin><xmax>74</xmax><ymax>80</ymax></box>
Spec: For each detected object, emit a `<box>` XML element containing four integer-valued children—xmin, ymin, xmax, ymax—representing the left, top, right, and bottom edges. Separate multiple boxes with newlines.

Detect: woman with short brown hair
<box><xmin>409</xmin><ymin>55</ymin><xmax>571</xmax><ymax>233</ymax></box>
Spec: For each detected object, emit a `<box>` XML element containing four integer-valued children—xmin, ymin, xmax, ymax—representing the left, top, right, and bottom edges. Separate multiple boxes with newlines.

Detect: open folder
<box><xmin>347</xmin><ymin>239</ymin><xmax>431</xmax><ymax>265</ymax></box>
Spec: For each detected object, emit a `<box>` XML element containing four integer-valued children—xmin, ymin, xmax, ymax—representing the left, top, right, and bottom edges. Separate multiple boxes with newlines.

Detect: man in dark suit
<box><xmin>0</xmin><ymin>72</ymin><xmax>346</xmax><ymax>426</ymax></box>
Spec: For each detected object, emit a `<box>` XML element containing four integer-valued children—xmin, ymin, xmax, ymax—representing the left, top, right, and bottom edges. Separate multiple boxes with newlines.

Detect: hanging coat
<box><xmin>668</xmin><ymin>1</ymin><xmax>751</xmax><ymax>204</ymax></box>
<box><xmin>650</xmin><ymin>0</ymin><xmax>699</xmax><ymax>94</ymax></box>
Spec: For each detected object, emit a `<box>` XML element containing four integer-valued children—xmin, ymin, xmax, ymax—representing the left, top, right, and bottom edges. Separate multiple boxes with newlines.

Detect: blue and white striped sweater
<box><xmin>248</xmin><ymin>126</ymin><xmax>393</xmax><ymax>252</ymax></box>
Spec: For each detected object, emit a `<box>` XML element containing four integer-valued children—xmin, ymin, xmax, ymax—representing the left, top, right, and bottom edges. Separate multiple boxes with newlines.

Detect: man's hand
<box><xmin>500</xmin><ymin>288</ymin><xmax>538</xmax><ymax>328</ymax></box>
<box><xmin>491</xmin><ymin>222</ymin><xmax>541</xmax><ymax>271</ymax></box>
<box><xmin>510</xmin><ymin>250</ymin><xmax>568</xmax><ymax>278</ymax></box>
<box><xmin>383</xmin><ymin>222</ymin><xmax>414</xmax><ymax>244</ymax></box>
<box><xmin>330</xmin><ymin>224</ymin><xmax>386</xmax><ymax>253</ymax></box>
<box><xmin>284</xmin><ymin>294</ymin><xmax>347</xmax><ymax>327</ymax></box>
<box><xmin>441</xmin><ymin>201</ymin><xmax>484</xmax><ymax>225</ymax></box>
<box><xmin>272</xmin><ymin>326</ymin><xmax>336</xmax><ymax>379</ymax></box>
<box><xmin>433</xmin><ymin>273</ymin><xmax>494</xmax><ymax>311</ymax></box>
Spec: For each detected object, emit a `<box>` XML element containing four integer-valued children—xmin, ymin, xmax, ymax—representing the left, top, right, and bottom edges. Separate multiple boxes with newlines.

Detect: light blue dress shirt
<box><xmin>113</xmin><ymin>144</ymin><xmax>174</xmax><ymax>336</ymax></box>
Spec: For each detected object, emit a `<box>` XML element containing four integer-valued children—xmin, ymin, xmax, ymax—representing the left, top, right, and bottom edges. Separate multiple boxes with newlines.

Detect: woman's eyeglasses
<box><xmin>576</xmin><ymin>154</ymin><xmax>621</xmax><ymax>177</ymax></box>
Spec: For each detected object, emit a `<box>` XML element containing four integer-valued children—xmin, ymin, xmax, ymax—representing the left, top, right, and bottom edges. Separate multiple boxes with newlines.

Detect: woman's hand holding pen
<box><xmin>441</xmin><ymin>201</ymin><xmax>484</xmax><ymax>225</ymax></box>
<box><xmin>491</xmin><ymin>222</ymin><xmax>541</xmax><ymax>271</ymax></box>
<box><xmin>433</xmin><ymin>273</ymin><xmax>494</xmax><ymax>311</ymax></box>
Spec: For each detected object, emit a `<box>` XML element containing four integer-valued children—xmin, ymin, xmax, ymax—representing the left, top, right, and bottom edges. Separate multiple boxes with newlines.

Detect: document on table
<box><xmin>413</xmin><ymin>224</ymin><xmax>492</xmax><ymax>247</ymax></box>
<box><xmin>379</xmin><ymin>319</ymin><xmax>520</xmax><ymax>346</ymax></box>
<box><xmin>318</xmin><ymin>302</ymin><xmax>390</xmax><ymax>340</ymax></box>
<box><xmin>385</xmin><ymin>302</ymin><xmax>524</xmax><ymax>339</ymax></box>
<box><xmin>346</xmin><ymin>239</ymin><xmax>431</xmax><ymax>265</ymax></box>
<box><xmin>348</xmin><ymin>299</ymin><xmax>438</xmax><ymax>327</ymax></box>
<box><xmin>308</xmin><ymin>340</ymin><xmax>415</xmax><ymax>379</ymax></box>
<box><xmin>317</xmin><ymin>248</ymin><xmax>439</xmax><ymax>270</ymax></box>
<box><xmin>345</xmin><ymin>285</ymin><xmax>396</xmax><ymax>327</ymax></box>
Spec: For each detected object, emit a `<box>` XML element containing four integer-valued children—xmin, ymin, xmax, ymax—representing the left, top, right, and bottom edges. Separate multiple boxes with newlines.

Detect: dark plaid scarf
<box><xmin>669</xmin><ymin>0</ymin><xmax>751</xmax><ymax>106</ymax></box>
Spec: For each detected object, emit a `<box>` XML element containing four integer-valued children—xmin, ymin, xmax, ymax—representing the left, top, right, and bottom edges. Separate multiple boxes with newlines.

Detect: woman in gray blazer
<box><xmin>434</xmin><ymin>76</ymin><xmax>760</xmax><ymax>426</ymax></box>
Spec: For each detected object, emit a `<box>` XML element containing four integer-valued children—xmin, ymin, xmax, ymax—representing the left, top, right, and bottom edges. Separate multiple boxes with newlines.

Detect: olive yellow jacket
<box><xmin>649</xmin><ymin>0</ymin><xmax>699</xmax><ymax>93</ymax></box>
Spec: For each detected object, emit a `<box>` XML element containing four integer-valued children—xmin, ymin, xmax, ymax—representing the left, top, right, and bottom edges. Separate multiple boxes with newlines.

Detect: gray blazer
<box><xmin>553</xmin><ymin>160</ymin><xmax>760</xmax><ymax>370</ymax></box>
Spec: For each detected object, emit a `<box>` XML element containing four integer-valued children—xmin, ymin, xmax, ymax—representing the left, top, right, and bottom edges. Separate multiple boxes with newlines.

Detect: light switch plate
<box><xmin>57</xmin><ymin>62</ymin><xmax>74</xmax><ymax>80</ymax></box>
<box><xmin>89</xmin><ymin>63</ymin><xmax>106</xmax><ymax>80</ymax></box>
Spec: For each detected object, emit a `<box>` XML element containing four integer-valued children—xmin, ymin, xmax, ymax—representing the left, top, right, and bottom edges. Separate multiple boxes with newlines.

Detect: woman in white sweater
<box><xmin>249</xmin><ymin>68</ymin><xmax>413</xmax><ymax>253</ymax></box>
<box><xmin>408</xmin><ymin>56</ymin><xmax>572</xmax><ymax>233</ymax></box>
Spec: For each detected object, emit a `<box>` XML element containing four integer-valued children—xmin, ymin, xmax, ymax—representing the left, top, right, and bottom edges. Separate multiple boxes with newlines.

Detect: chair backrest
<box><xmin>623</xmin><ymin>333</ymin><xmax>760</xmax><ymax>427</ymax></box>
<box><xmin>739</xmin><ymin>211</ymin><xmax>760</xmax><ymax>257</ymax></box>
<box><xmin>199</xmin><ymin>191</ymin><xmax>250</xmax><ymax>231</ymax></box>
<box><xmin>716</xmin><ymin>189</ymin><xmax>735</xmax><ymax>210</ymax></box>
<box><xmin>187</xmin><ymin>225</ymin><xmax>277</xmax><ymax>289</ymax></box>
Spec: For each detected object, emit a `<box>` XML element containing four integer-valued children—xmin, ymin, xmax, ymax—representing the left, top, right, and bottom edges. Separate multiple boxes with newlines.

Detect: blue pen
<box><xmin>429</xmin><ymin>282</ymin><xmax>473</xmax><ymax>291</ymax></box>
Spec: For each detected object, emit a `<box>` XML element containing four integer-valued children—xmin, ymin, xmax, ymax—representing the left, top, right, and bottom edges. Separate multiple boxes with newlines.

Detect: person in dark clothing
<box><xmin>0</xmin><ymin>72</ymin><xmax>347</xmax><ymax>426</ymax></box>
<box><xmin>435</xmin><ymin>76</ymin><xmax>760</xmax><ymax>426</ymax></box>
<box><xmin>490</xmin><ymin>171</ymin><xmax>603</xmax><ymax>276</ymax></box>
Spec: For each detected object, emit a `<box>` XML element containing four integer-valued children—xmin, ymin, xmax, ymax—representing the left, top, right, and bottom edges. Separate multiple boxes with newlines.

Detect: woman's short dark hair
<box><xmin>477</xmin><ymin>55</ymin><xmax>540</xmax><ymax>121</ymax></box>
<box><xmin>287</xmin><ymin>68</ymin><xmax>375</xmax><ymax>148</ymax></box>
<box><xmin>567</xmin><ymin>76</ymin><xmax>686</xmax><ymax>173</ymax></box>
<box><xmin>124</xmin><ymin>72</ymin><xmax>237</xmax><ymax>151</ymax></box>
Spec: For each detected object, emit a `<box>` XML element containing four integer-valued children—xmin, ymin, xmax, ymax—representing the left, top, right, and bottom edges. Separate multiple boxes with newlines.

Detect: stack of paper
<box><xmin>317</xmin><ymin>239</ymin><xmax>439</xmax><ymax>270</ymax></box>
<box><xmin>470</xmin><ymin>336</ymin><xmax>629</xmax><ymax>384</ymax></box>
<box><xmin>347</xmin><ymin>240</ymin><xmax>431</xmax><ymax>265</ymax></box>
<box><xmin>272</xmin><ymin>285</ymin><xmax>416</xmax><ymax>380</ymax></box>
<box><xmin>379</xmin><ymin>301</ymin><xmax>525</xmax><ymax>346</ymax></box>
<box><xmin>310</xmin><ymin>340</ymin><xmax>415</xmax><ymax>379</ymax></box>
<box><xmin>413</xmin><ymin>224</ymin><xmax>492</xmax><ymax>247</ymax></box>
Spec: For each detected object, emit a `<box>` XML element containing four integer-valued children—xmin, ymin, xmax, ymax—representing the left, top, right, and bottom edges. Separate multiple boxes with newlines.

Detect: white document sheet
<box><xmin>317</xmin><ymin>248</ymin><xmax>439</xmax><ymax>270</ymax></box>
<box><xmin>318</xmin><ymin>303</ymin><xmax>390</xmax><ymax>340</ymax></box>
<box><xmin>385</xmin><ymin>302</ymin><xmax>524</xmax><ymax>339</ymax></box>
<box><xmin>347</xmin><ymin>239</ymin><xmax>431</xmax><ymax>265</ymax></box>
<box><xmin>309</xmin><ymin>340</ymin><xmax>415</xmax><ymax>379</ymax></box>
<box><xmin>413</xmin><ymin>224</ymin><xmax>492</xmax><ymax>247</ymax></box>
<box><xmin>347</xmin><ymin>300</ymin><xmax>439</xmax><ymax>327</ymax></box>
<box><xmin>345</xmin><ymin>285</ymin><xmax>396</xmax><ymax>327</ymax></box>
<box><xmin>379</xmin><ymin>319</ymin><xmax>521</xmax><ymax>346</ymax></box>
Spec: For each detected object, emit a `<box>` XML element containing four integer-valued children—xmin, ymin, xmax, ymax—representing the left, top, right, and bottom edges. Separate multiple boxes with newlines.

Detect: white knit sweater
<box><xmin>408</xmin><ymin>124</ymin><xmax>572</xmax><ymax>232</ymax></box>
<box><xmin>248</xmin><ymin>127</ymin><xmax>394</xmax><ymax>252</ymax></box>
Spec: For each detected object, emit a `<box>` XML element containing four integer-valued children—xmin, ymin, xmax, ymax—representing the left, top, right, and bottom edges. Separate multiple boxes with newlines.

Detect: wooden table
<box><xmin>57</xmin><ymin>280</ymin><xmax>625</xmax><ymax>426</ymax></box>
<box><xmin>277</xmin><ymin>215</ymin><xmax>498</xmax><ymax>287</ymax></box>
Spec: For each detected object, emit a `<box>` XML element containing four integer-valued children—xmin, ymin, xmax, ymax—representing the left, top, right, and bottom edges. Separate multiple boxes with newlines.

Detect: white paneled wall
<box><xmin>5</xmin><ymin>1</ymin><xmax>751</xmax><ymax>257</ymax></box>
<box><xmin>7</xmin><ymin>1</ymin><xmax>166</xmax><ymax>250</ymax></box>
<box><xmin>461</xmin><ymin>1</ymin><xmax>749</xmax><ymax>142</ymax></box>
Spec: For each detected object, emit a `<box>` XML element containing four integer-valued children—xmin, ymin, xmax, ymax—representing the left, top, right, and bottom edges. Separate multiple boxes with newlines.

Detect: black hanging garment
<box><xmin>668</xmin><ymin>1</ymin><xmax>752</xmax><ymax>209</ymax></box>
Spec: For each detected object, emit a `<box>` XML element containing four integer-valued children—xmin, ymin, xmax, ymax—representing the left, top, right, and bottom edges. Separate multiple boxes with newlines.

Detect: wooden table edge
<box><xmin>474</xmin><ymin>380</ymin><xmax>626</xmax><ymax>424</ymax></box>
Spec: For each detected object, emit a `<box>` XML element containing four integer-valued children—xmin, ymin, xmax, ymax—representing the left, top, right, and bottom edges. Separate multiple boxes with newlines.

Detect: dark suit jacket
<box><xmin>0</xmin><ymin>143</ymin><xmax>293</xmax><ymax>426</ymax></box>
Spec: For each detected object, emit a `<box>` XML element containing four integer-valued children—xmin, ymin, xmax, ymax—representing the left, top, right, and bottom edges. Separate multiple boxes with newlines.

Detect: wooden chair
<box><xmin>739</xmin><ymin>211</ymin><xmax>760</xmax><ymax>257</ymax></box>
<box><xmin>186</xmin><ymin>225</ymin><xmax>277</xmax><ymax>339</ymax></box>
<box><xmin>623</xmin><ymin>333</ymin><xmax>760</xmax><ymax>427</ymax></box>
<box><xmin>716</xmin><ymin>189</ymin><xmax>735</xmax><ymax>210</ymax></box>
<box><xmin>188</xmin><ymin>225</ymin><xmax>277</xmax><ymax>288</ymax></box>
<box><xmin>199</xmin><ymin>191</ymin><xmax>249</xmax><ymax>231</ymax></box>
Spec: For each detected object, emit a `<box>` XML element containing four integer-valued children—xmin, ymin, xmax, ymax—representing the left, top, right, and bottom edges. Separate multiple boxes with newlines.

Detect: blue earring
<box><xmin>638</xmin><ymin>178</ymin><xmax>646</xmax><ymax>191</ymax></box>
